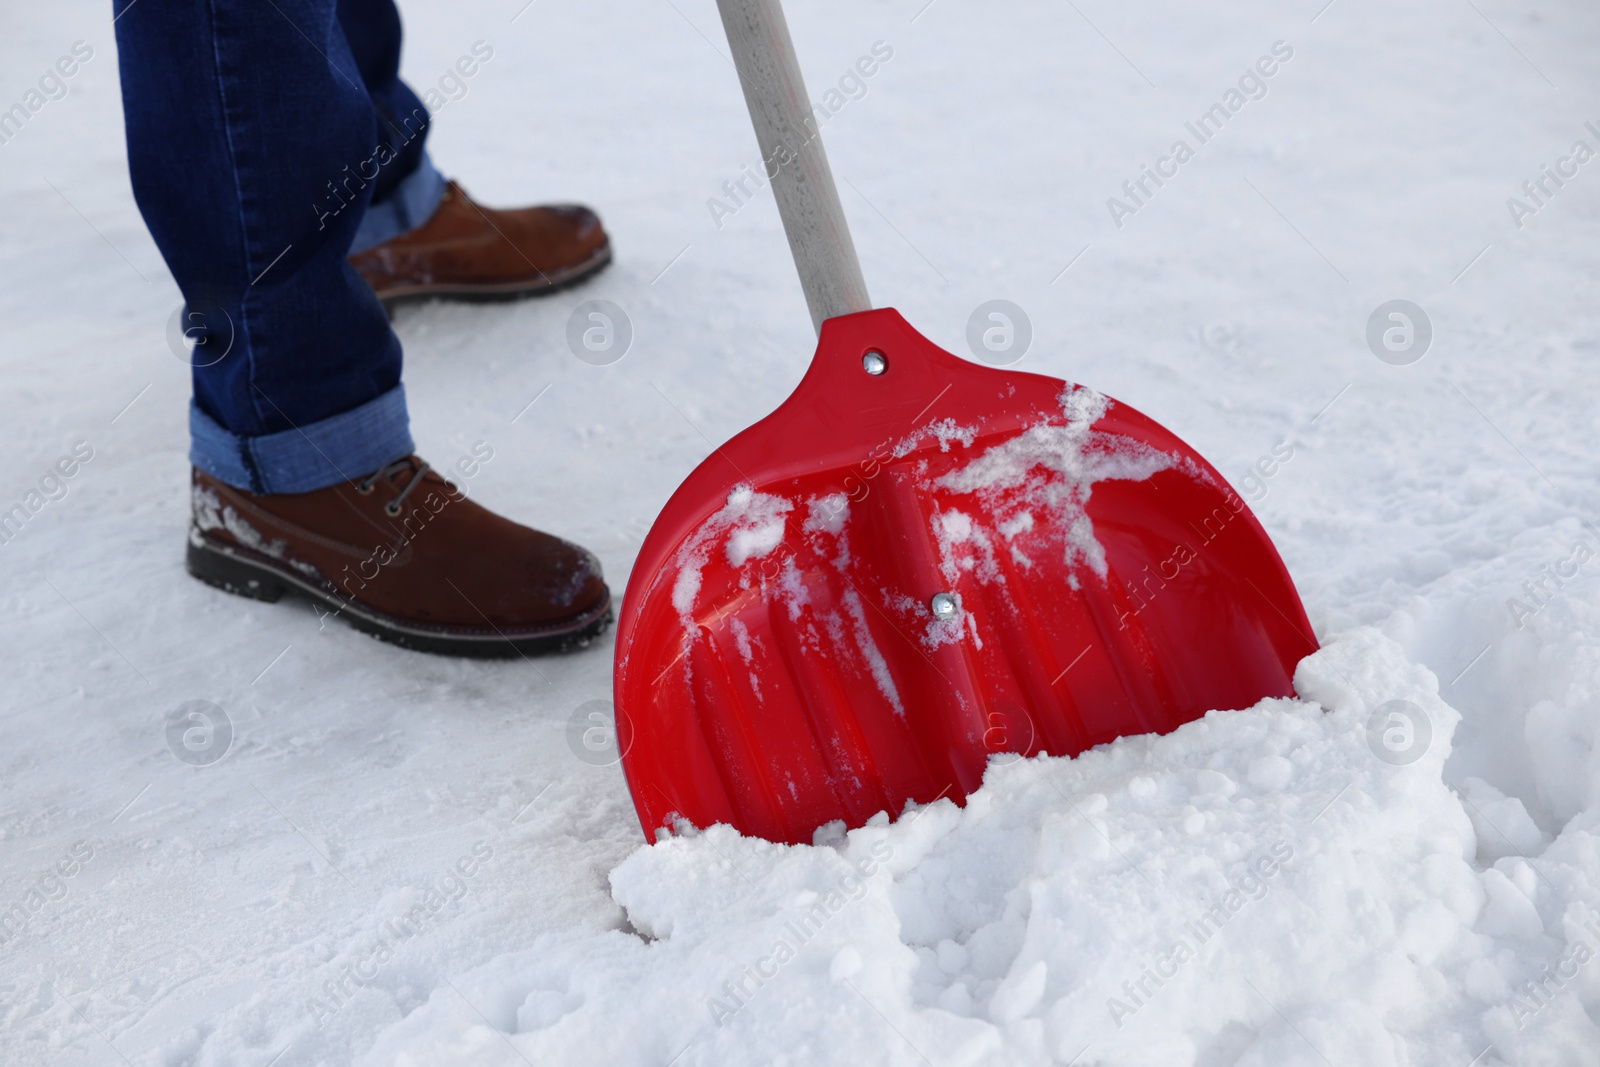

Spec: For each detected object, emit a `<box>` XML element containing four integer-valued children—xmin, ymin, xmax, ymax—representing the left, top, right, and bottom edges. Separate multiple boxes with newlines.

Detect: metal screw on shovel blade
<box><xmin>862</xmin><ymin>350</ymin><xmax>887</xmax><ymax>375</ymax></box>
<box><xmin>930</xmin><ymin>592</ymin><xmax>959</xmax><ymax>619</ymax></box>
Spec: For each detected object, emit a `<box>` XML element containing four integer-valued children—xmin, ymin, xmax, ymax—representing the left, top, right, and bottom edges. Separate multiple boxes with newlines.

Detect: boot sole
<box><xmin>373</xmin><ymin>244</ymin><xmax>613</xmax><ymax>308</ymax></box>
<box><xmin>187</xmin><ymin>538</ymin><xmax>612</xmax><ymax>658</ymax></box>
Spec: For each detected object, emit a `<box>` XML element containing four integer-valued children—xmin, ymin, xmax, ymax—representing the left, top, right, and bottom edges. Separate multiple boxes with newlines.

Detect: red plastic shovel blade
<box><xmin>614</xmin><ymin>309</ymin><xmax>1317</xmax><ymax>845</ymax></box>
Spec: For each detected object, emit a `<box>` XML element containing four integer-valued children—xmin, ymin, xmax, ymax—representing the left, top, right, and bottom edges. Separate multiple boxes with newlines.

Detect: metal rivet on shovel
<box><xmin>862</xmin><ymin>349</ymin><xmax>887</xmax><ymax>375</ymax></box>
<box><xmin>930</xmin><ymin>592</ymin><xmax>959</xmax><ymax>619</ymax></box>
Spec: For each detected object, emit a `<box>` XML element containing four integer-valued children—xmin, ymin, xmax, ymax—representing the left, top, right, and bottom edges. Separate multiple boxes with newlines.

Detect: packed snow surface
<box><xmin>6</xmin><ymin>0</ymin><xmax>1600</xmax><ymax>1065</ymax></box>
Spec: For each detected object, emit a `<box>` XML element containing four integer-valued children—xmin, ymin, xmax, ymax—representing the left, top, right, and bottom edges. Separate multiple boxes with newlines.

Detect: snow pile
<box><xmin>356</xmin><ymin>628</ymin><xmax>1600</xmax><ymax>1066</ymax></box>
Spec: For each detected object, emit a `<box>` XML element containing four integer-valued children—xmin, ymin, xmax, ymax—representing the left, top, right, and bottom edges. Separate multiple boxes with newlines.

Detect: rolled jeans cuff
<box><xmin>350</xmin><ymin>152</ymin><xmax>447</xmax><ymax>254</ymax></box>
<box><xmin>190</xmin><ymin>384</ymin><xmax>414</xmax><ymax>494</ymax></box>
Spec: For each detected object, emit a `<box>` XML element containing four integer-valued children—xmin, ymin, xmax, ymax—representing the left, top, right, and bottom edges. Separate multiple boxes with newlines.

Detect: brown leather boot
<box><xmin>186</xmin><ymin>459</ymin><xmax>611</xmax><ymax>656</ymax></box>
<box><xmin>348</xmin><ymin>182</ymin><xmax>611</xmax><ymax>302</ymax></box>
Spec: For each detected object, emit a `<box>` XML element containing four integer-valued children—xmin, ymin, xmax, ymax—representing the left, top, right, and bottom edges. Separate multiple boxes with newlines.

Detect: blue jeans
<box><xmin>113</xmin><ymin>0</ymin><xmax>443</xmax><ymax>493</ymax></box>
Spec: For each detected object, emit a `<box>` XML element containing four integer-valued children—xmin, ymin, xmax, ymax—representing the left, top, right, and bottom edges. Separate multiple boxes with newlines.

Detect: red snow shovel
<box><xmin>611</xmin><ymin>0</ymin><xmax>1317</xmax><ymax>845</ymax></box>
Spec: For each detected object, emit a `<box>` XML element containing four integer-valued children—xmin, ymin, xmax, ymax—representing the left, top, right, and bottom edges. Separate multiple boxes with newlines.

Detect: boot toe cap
<box><xmin>540</xmin><ymin>540</ymin><xmax>608</xmax><ymax>615</ymax></box>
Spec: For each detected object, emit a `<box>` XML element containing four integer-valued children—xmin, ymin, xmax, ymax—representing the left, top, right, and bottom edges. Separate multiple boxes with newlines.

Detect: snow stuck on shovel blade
<box><xmin>665</xmin><ymin>386</ymin><xmax>1180</xmax><ymax>657</ymax></box>
<box><xmin>909</xmin><ymin>386</ymin><xmax>1176</xmax><ymax>647</ymax></box>
<box><xmin>933</xmin><ymin>386</ymin><xmax>1175</xmax><ymax>581</ymax></box>
<box><xmin>670</xmin><ymin>485</ymin><xmax>793</xmax><ymax>624</ymax></box>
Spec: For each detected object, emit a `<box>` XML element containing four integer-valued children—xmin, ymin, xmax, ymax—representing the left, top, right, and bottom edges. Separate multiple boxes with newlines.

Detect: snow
<box><xmin>839</xmin><ymin>587</ymin><xmax>905</xmax><ymax>715</ymax></box>
<box><xmin>671</xmin><ymin>484</ymin><xmax>793</xmax><ymax>619</ymax></box>
<box><xmin>350</xmin><ymin>630</ymin><xmax>1593</xmax><ymax>1067</ymax></box>
<box><xmin>933</xmin><ymin>388</ymin><xmax>1174</xmax><ymax>581</ymax></box>
<box><xmin>665</xmin><ymin>382</ymin><xmax>1177</xmax><ymax>657</ymax></box>
<box><xmin>6</xmin><ymin>0</ymin><xmax>1600</xmax><ymax>1064</ymax></box>
<box><xmin>802</xmin><ymin>493</ymin><xmax>848</xmax><ymax>535</ymax></box>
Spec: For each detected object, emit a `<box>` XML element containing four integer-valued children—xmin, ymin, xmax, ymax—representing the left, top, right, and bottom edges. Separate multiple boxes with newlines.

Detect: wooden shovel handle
<box><xmin>715</xmin><ymin>0</ymin><xmax>872</xmax><ymax>334</ymax></box>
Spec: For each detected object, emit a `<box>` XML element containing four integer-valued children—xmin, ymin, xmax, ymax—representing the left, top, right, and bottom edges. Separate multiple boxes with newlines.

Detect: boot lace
<box><xmin>356</xmin><ymin>459</ymin><xmax>432</xmax><ymax>517</ymax></box>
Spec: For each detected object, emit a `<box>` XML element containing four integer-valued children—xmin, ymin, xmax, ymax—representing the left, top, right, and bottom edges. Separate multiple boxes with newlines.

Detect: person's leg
<box><xmin>328</xmin><ymin>0</ymin><xmax>612</xmax><ymax>305</ymax></box>
<box><xmin>113</xmin><ymin>0</ymin><xmax>613</xmax><ymax>655</ymax></box>
<box><xmin>334</xmin><ymin>0</ymin><xmax>448</xmax><ymax>252</ymax></box>
<box><xmin>114</xmin><ymin>0</ymin><xmax>410</xmax><ymax>493</ymax></box>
